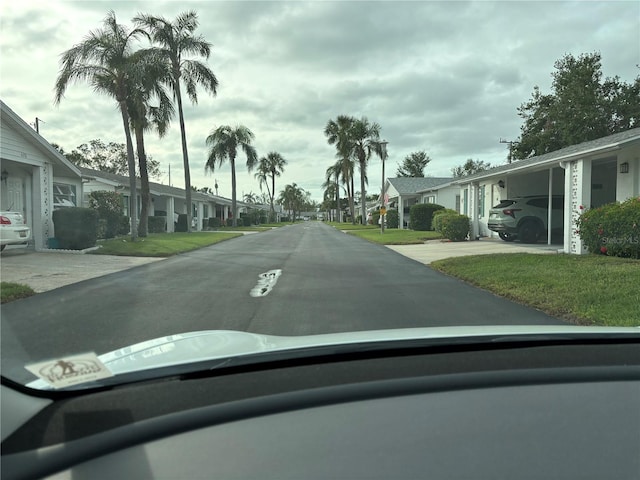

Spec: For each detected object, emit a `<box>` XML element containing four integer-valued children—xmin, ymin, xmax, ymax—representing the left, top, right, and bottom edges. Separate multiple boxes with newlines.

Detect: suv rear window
<box><xmin>493</xmin><ymin>200</ymin><xmax>515</xmax><ymax>208</ymax></box>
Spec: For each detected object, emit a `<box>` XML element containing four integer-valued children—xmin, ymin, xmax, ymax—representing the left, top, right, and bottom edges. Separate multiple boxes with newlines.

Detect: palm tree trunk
<box><xmin>119</xmin><ymin>101</ymin><xmax>138</xmax><ymax>241</ymax></box>
<box><xmin>134</xmin><ymin>124</ymin><xmax>150</xmax><ymax>237</ymax></box>
<box><xmin>335</xmin><ymin>173</ymin><xmax>341</xmax><ymax>222</ymax></box>
<box><xmin>174</xmin><ymin>78</ymin><xmax>192</xmax><ymax>233</ymax></box>
<box><xmin>270</xmin><ymin>173</ymin><xmax>276</xmax><ymax>220</ymax></box>
<box><xmin>360</xmin><ymin>161</ymin><xmax>367</xmax><ymax>225</ymax></box>
<box><xmin>350</xmin><ymin>175</ymin><xmax>356</xmax><ymax>224</ymax></box>
<box><xmin>230</xmin><ymin>155</ymin><xmax>237</xmax><ymax>227</ymax></box>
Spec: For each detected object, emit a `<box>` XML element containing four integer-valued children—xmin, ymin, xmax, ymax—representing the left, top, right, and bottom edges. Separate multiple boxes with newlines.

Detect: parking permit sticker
<box><xmin>25</xmin><ymin>353</ymin><xmax>113</xmax><ymax>389</ymax></box>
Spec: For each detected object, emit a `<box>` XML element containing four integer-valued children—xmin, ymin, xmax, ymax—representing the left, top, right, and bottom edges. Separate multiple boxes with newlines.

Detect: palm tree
<box><xmin>324</xmin><ymin>162</ymin><xmax>342</xmax><ymax>222</ymax></box>
<box><xmin>324</xmin><ymin>115</ymin><xmax>356</xmax><ymax>223</ymax></box>
<box><xmin>255</xmin><ymin>152</ymin><xmax>287</xmax><ymax>221</ymax></box>
<box><xmin>126</xmin><ymin>56</ymin><xmax>174</xmax><ymax>236</ymax></box>
<box><xmin>278</xmin><ymin>183</ymin><xmax>308</xmax><ymax>221</ymax></box>
<box><xmin>205</xmin><ymin>125</ymin><xmax>258</xmax><ymax>227</ymax></box>
<box><xmin>55</xmin><ymin>11</ymin><xmax>147</xmax><ymax>240</ymax></box>
<box><xmin>350</xmin><ymin>117</ymin><xmax>381</xmax><ymax>224</ymax></box>
<box><xmin>134</xmin><ymin>11</ymin><xmax>219</xmax><ymax>232</ymax></box>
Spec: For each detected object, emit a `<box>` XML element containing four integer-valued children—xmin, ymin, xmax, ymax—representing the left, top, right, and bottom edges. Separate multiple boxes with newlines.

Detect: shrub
<box><xmin>119</xmin><ymin>216</ymin><xmax>130</xmax><ymax>235</ymax></box>
<box><xmin>148</xmin><ymin>216</ymin><xmax>166</xmax><ymax>233</ymax></box>
<box><xmin>432</xmin><ymin>209</ymin><xmax>459</xmax><ymax>232</ymax></box>
<box><xmin>410</xmin><ymin>203</ymin><xmax>445</xmax><ymax>231</ymax></box>
<box><xmin>371</xmin><ymin>212</ymin><xmax>380</xmax><ymax>226</ymax></box>
<box><xmin>575</xmin><ymin>197</ymin><xmax>640</xmax><ymax>258</ymax></box>
<box><xmin>176</xmin><ymin>214</ymin><xmax>188</xmax><ymax>232</ymax></box>
<box><xmin>88</xmin><ymin>191</ymin><xmax>124</xmax><ymax>238</ymax></box>
<box><xmin>208</xmin><ymin>217</ymin><xmax>221</xmax><ymax>228</ymax></box>
<box><xmin>96</xmin><ymin>219</ymin><xmax>107</xmax><ymax>239</ymax></box>
<box><xmin>437</xmin><ymin>213</ymin><xmax>470</xmax><ymax>241</ymax></box>
<box><xmin>242</xmin><ymin>215</ymin><xmax>251</xmax><ymax>227</ymax></box>
<box><xmin>52</xmin><ymin>207</ymin><xmax>98</xmax><ymax>250</ymax></box>
<box><xmin>386</xmin><ymin>209</ymin><xmax>399</xmax><ymax>229</ymax></box>
<box><xmin>226</xmin><ymin>218</ymin><xmax>235</xmax><ymax>227</ymax></box>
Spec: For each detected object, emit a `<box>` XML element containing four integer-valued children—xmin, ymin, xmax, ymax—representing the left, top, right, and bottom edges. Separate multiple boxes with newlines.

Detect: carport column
<box><xmin>32</xmin><ymin>163</ymin><xmax>53</xmax><ymax>250</ymax></box>
<box><xmin>166</xmin><ymin>196</ymin><xmax>175</xmax><ymax>233</ymax></box>
<box><xmin>470</xmin><ymin>182</ymin><xmax>479</xmax><ymax>240</ymax></box>
<box><xmin>566</xmin><ymin>159</ymin><xmax>591</xmax><ymax>254</ymax></box>
<box><xmin>197</xmin><ymin>202</ymin><xmax>204</xmax><ymax>231</ymax></box>
<box><xmin>398</xmin><ymin>196</ymin><xmax>404</xmax><ymax>229</ymax></box>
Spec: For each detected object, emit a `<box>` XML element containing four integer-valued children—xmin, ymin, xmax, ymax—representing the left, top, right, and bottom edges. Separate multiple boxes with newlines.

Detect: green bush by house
<box><xmin>208</xmin><ymin>217</ymin><xmax>221</xmax><ymax>228</ymax></box>
<box><xmin>432</xmin><ymin>209</ymin><xmax>459</xmax><ymax>232</ymax></box>
<box><xmin>386</xmin><ymin>209</ymin><xmax>399</xmax><ymax>229</ymax></box>
<box><xmin>576</xmin><ymin>197</ymin><xmax>640</xmax><ymax>258</ymax></box>
<box><xmin>176</xmin><ymin>214</ymin><xmax>188</xmax><ymax>232</ymax></box>
<box><xmin>409</xmin><ymin>203</ymin><xmax>445</xmax><ymax>231</ymax></box>
<box><xmin>89</xmin><ymin>191</ymin><xmax>124</xmax><ymax>238</ymax></box>
<box><xmin>436</xmin><ymin>213</ymin><xmax>470</xmax><ymax>241</ymax></box>
<box><xmin>148</xmin><ymin>216</ymin><xmax>166</xmax><ymax>233</ymax></box>
<box><xmin>53</xmin><ymin>207</ymin><xmax>98</xmax><ymax>250</ymax></box>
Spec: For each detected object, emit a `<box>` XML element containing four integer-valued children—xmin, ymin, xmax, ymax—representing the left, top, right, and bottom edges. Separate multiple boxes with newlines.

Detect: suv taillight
<box><xmin>503</xmin><ymin>208</ymin><xmax>521</xmax><ymax>218</ymax></box>
<box><xmin>0</xmin><ymin>216</ymin><xmax>12</xmax><ymax>225</ymax></box>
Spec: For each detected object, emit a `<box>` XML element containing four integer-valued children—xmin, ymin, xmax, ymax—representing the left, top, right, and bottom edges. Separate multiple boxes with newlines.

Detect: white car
<box><xmin>0</xmin><ymin>211</ymin><xmax>31</xmax><ymax>251</ymax></box>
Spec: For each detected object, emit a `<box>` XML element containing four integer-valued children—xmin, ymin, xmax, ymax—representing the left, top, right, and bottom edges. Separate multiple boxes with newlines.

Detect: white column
<box><xmin>470</xmin><ymin>182</ymin><xmax>479</xmax><ymax>240</ymax></box>
<box><xmin>398</xmin><ymin>196</ymin><xmax>404</xmax><ymax>229</ymax></box>
<box><xmin>547</xmin><ymin>167</ymin><xmax>553</xmax><ymax>245</ymax></box>
<box><xmin>567</xmin><ymin>159</ymin><xmax>591</xmax><ymax>254</ymax></box>
<box><xmin>32</xmin><ymin>163</ymin><xmax>53</xmax><ymax>250</ymax></box>
<box><xmin>197</xmin><ymin>202</ymin><xmax>204</xmax><ymax>231</ymax></box>
<box><xmin>166</xmin><ymin>196</ymin><xmax>175</xmax><ymax>233</ymax></box>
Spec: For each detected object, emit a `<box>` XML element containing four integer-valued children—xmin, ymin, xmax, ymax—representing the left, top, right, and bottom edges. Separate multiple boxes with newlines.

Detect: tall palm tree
<box><xmin>205</xmin><ymin>125</ymin><xmax>258</xmax><ymax>227</ymax></box>
<box><xmin>134</xmin><ymin>11</ymin><xmax>219</xmax><ymax>233</ymax></box>
<box><xmin>126</xmin><ymin>56</ymin><xmax>174</xmax><ymax>236</ymax></box>
<box><xmin>324</xmin><ymin>115</ymin><xmax>356</xmax><ymax>223</ymax></box>
<box><xmin>350</xmin><ymin>117</ymin><xmax>381</xmax><ymax>224</ymax></box>
<box><xmin>324</xmin><ymin>162</ymin><xmax>342</xmax><ymax>222</ymax></box>
<box><xmin>55</xmin><ymin>10</ymin><xmax>147</xmax><ymax>240</ymax></box>
<box><xmin>256</xmin><ymin>152</ymin><xmax>287</xmax><ymax>221</ymax></box>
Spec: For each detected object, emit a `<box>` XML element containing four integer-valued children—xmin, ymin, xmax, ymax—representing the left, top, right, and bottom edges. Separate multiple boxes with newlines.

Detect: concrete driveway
<box><xmin>387</xmin><ymin>237</ymin><xmax>562</xmax><ymax>265</ymax></box>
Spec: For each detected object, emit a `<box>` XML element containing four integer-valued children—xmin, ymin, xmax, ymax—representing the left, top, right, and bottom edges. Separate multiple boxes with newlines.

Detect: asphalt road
<box><xmin>1</xmin><ymin>222</ymin><xmax>564</xmax><ymax>382</ymax></box>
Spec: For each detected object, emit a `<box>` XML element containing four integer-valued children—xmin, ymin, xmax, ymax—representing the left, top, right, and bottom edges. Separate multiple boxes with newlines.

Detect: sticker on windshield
<box><xmin>25</xmin><ymin>353</ymin><xmax>113</xmax><ymax>389</ymax></box>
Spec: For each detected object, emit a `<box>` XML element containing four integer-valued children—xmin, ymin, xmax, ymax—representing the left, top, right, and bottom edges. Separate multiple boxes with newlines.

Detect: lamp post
<box><xmin>379</xmin><ymin>140</ymin><xmax>388</xmax><ymax>233</ymax></box>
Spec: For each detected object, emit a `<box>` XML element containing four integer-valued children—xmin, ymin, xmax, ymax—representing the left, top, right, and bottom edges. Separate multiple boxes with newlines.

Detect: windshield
<box><xmin>1</xmin><ymin>1</ymin><xmax>639</xmax><ymax>391</ymax></box>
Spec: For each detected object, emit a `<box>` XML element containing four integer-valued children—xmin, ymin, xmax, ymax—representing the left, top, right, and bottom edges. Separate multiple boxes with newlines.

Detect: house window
<box><xmin>203</xmin><ymin>205</ymin><xmax>209</xmax><ymax>218</ymax></box>
<box><xmin>53</xmin><ymin>183</ymin><xmax>76</xmax><ymax>208</ymax></box>
<box><xmin>424</xmin><ymin>196</ymin><xmax>436</xmax><ymax>204</ymax></box>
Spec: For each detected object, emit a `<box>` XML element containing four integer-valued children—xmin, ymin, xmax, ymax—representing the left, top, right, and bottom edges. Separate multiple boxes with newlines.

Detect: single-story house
<box><xmin>381</xmin><ymin>177</ymin><xmax>456</xmax><ymax>228</ymax></box>
<box><xmin>80</xmin><ymin>167</ymin><xmax>244</xmax><ymax>232</ymax></box>
<box><xmin>455</xmin><ymin>128</ymin><xmax>640</xmax><ymax>254</ymax></box>
<box><xmin>1</xmin><ymin>100</ymin><xmax>83</xmax><ymax>250</ymax></box>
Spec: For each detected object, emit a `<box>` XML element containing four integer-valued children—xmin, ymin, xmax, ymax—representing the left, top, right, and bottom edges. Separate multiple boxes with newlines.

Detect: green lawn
<box><xmin>91</xmin><ymin>232</ymin><xmax>243</xmax><ymax>257</ymax></box>
<box><xmin>1</xmin><ymin>282</ymin><xmax>35</xmax><ymax>304</ymax></box>
<box><xmin>431</xmin><ymin>253</ymin><xmax>640</xmax><ymax>327</ymax></box>
<box><xmin>325</xmin><ymin>222</ymin><xmax>379</xmax><ymax>230</ymax></box>
<box><xmin>348</xmin><ymin>229</ymin><xmax>443</xmax><ymax>245</ymax></box>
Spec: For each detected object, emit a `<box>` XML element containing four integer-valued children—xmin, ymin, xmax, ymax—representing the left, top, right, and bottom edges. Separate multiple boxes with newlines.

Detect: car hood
<box><xmin>26</xmin><ymin>325</ymin><xmax>639</xmax><ymax>390</ymax></box>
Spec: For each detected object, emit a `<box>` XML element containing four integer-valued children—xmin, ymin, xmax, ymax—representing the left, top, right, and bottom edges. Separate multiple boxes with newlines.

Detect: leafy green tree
<box><xmin>135</xmin><ymin>11</ymin><xmax>219</xmax><ymax>232</ymax></box>
<box><xmin>451</xmin><ymin>159</ymin><xmax>492</xmax><ymax>178</ymax></box>
<box><xmin>255</xmin><ymin>152</ymin><xmax>287</xmax><ymax>221</ymax></box>
<box><xmin>350</xmin><ymin>117</ymin><xmax>382</xmax><ymax>225</ymax></box>
<box><xmin>205</xmin><ymin>125</ymin><xmax>258</xmax><ymax>227</ymax></box>
<box><xmin>396</xmin><ymin>151</ymin><xmax>431</xmax><ymax>177</ymax></box>
<box><xmin>55</xmin><ymin>11</ymin><xmax>146</xmax><ymax>240</ymax></box>
<box><xmin>323</xmin><ymin>162</ymin><xmax>343</xmax><ymax>222</ymax></box>
<box><xmin>278</xmin><ymin>183</ymin><xmax>310</xmax><ymax>221</ymax></box>
<box><xmin>514</xmin><ymin>52</ymin><xmax>640</xmax><ymax>159</ymax></box>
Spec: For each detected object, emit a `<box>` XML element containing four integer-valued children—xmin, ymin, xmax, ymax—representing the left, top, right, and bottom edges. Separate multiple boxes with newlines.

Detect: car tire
<box><xmin>518</xmin><ymin>221</ymin><xmax>540</xmax><ymax>244</ymax></box>
<box><xmin>498</xmin><ymin>232</ymin><xmax>516</xmax><ymax>242</ymax></box>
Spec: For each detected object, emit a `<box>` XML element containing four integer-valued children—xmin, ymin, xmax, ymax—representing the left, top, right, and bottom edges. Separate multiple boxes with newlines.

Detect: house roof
<box><xmin>79</xmin><ymin>167</ymin><xmax>238</xmax><ymax>206</ymax></box>
<box><xmin>386</xmin><ymin>177</ymin><xmax>454</xmax><ymax>195</ymax></box>
<box><xmin>0</xmin><ymin>100</ymin><xmax>82</xmax><ymax>178</ymax></box>
<box><xmin>456</xmin><ymin>127</ymin><xmax>640</xmax><ymax>184</ymax></box>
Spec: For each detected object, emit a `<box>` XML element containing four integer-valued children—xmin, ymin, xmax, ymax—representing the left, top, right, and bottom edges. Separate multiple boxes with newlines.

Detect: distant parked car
<box><xmin>488</xmin><ymin>195</ymin><xmax>564</xmax><ymax>243</ymax></box>
<box><xmin>0</xmin><ymin>211</ymin><xmax>31</xmax><ymax>251</ymax></box>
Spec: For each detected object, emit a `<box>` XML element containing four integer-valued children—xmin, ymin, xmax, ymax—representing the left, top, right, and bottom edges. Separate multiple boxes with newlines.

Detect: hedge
<box><xmin>575</xmin><ymin>197</ymin><xmax>640</xmax><ymax>258</ymax></box>
<box><xmin>432</xmin><ymin>209</ymin><xmax>459</xmax><ymax>232</ymax></box>
<box><xmin>208</xmin><ymin>217</ymin><xmax>222</xmax><ymax>228</ymax></box>
<box><xmin>148</xmin><ymin>216</ymin><xmax>166</xmax><ymax>233</ymax></box>
<box><xmin>88</xmin><ymin>190</ymin><xmax>124</xmax><ymax>239</ymax></box>
<box><xmin>386</xmin><ymin>209</ymin><xmax>399</xmax><ymax>229</ymax></box>
<box><xmin>176</xmin><ymin>214</ymin><xmax>188</xmax><ymax>232</ymax></box>
<box><xmin>409</xmin><ymin>203</ymin><xmax>445</xmax><ymax>231</ymax></box>
<box><xmin>52</xmin><ymin>207</ymin><xmax>98</xmax><ymax>250</ymax></box>
<box><xmin>436</xmin><ymin>213</ymin><xmax>470</xmax><ymax>241</ymax></box>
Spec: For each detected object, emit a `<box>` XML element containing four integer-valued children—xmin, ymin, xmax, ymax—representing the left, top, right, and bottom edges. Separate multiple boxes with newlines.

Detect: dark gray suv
<box><xmin>487</xmin><ymin>195</ymin><xmax>564</xmax><ymax>243</ymax></box>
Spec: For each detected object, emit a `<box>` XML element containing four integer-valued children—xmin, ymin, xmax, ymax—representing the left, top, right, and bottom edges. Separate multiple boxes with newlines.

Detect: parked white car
<box><xmin>0</xmin><ymin>211</ymin><xmax>31</xmax><ymax>251</ymax></box>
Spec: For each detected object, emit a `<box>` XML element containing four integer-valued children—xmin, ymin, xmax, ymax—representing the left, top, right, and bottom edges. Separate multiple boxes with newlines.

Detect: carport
<box><xmin>457</xmin><ymin>128</ymin><xmax>640</xmax><ymax>254</ymax></box>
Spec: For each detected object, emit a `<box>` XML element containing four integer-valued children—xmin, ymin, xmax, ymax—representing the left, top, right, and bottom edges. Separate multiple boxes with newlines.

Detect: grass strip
<box><xmin>91</xmin><ymin>232</ymin><xmax>242</xmax><ymax>257</ymax></box>
<box><xmin>1</xmin><ymin>282</ymin><xmax>36</xmax><ymax>303</ymax></box>
<box><xmin>348</xmin><ymin>229</ymin><xmax>442</xmax><ymax>245</ymax></box>
<box><xmin>431</xmin><ymin>253</ymin><xmax>640</xmax><ymax>326</ymax></box>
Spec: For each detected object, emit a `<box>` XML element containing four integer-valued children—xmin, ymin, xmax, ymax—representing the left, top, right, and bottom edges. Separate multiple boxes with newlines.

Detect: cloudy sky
<box><xmin>1</xmin><ymin>1</ymin><xmax>638</xmax><ymax>201</ymax></box>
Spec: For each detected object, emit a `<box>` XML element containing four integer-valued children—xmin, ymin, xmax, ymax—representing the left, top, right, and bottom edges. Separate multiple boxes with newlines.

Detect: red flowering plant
<box><xmin>575</xmin><ymin>197</ymin><xmax>640</xmax><ymax>258</ymax></box>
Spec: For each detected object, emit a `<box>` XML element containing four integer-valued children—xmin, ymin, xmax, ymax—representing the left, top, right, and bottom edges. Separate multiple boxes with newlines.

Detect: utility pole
<box><xmin>34</xmin><ymin>117</ymin><xmax>44</xmax><ymax>134</ymax></box>
<box><xmin>215</xmin><ymin>179</ymin><xmax>219</xmax><ymax>196</ymax></box>
<box><xmin>168</xmin><ymin>164</ymin><xmax>171</xmax><ymax>186</ymax></box>
<box><xmin>499</xmin><ymin>138</ymin><xmax>518</xmax><ymax>163</ymax></box>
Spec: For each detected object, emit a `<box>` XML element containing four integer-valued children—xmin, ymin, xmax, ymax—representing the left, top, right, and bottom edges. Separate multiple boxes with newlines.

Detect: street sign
<box><xmin>380</xmin><ymin>207</ymin><xmax>387</xmax><ymax>215</ymax></box>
